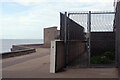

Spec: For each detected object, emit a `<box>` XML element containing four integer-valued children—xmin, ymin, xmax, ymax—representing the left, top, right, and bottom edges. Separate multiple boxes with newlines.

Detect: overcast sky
<box><xmin>0</xmin><ymin>0</ymin><xmax>114</xmax><ymax>39</ymax></box>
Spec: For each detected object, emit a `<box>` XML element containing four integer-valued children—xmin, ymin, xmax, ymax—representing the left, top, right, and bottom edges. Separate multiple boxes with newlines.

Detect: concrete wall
<box><xmin>56</xmin><ymin>41</ymin><xmax>65</xmax><ymax>72</ymax></box>
<box><xmin>44</xmin><ymin>27</ymin><xmax>60</xmax><ymax>47</ymax></box>
<box><xmin>20</xmin><ymin>44</ymin><xmax>49</xmax><ymax>48</ymax></box>
<box><xmin>50</xmin><ymin>40</ymin><xmax>65</xmax><ymax>73</ymax></box>
<box><xmin>50</xmin><ymin>40</ymin><xmax>87</xmax><ymax>73</ymax></box>
<box><xmin>1</xmin><ymin>45</ymin><xmax>36</xmax><ymax>59</ymax></box>
<box><xmin>91</xmin><ymin>32</ymin><xmax>115</xmax><ymax>56</ymax></box>
<box><xmin>11</xmin><ymin>45</ymin><xmax>28</xmax><ymax>51</ymax></box>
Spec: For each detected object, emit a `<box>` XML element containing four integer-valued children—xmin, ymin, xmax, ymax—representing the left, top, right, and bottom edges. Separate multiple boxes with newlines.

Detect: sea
<box><xmin>0</xmin><ymin>39</ymin><xmax>43</xmax><ymax>54</ymax></box>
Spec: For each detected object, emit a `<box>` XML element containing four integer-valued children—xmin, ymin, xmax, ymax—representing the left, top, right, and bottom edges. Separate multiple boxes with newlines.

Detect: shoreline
<box><xmin>0</xmin><ymin>39</ymin><xmax>44</xmax><ymax>54</ymax></box>
<box><xmin>1</xmin><ymin>43</ymin><xmax>49</xmax><ymax>59</ymax></box>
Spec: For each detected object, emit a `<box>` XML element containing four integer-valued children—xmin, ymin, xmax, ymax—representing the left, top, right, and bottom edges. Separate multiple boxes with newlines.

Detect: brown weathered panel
<box><xmin>56</xmin><ymin>41</ymin><xmax>65</xmax><ymax>72</ymax></box>
<box><xmin>55</xmin><ymin>41</ymin><xmax>87</xmax><ymax>72</ymax></box>
<box><xmin>91</xmin><ymin>32</ymin><xmax>115</xmax><ymax>56</ymax></box>
<box><xmin>66</xmin><ymin>41</ymin><xmax>88</xmax><ymax>67</ymax></box>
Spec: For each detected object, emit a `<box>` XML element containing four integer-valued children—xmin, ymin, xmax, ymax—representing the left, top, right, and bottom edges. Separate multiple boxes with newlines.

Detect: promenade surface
<box><xmin>2</xmin><ymin>48</ymin><xmax>119</xmax><ymax>78</ymax></box>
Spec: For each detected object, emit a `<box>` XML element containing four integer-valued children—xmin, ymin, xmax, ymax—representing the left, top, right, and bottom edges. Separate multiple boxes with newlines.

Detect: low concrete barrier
<box><xmin>50</xmin><ymin>40</ymin><xmax>87</xmax><ymax>73</ymax></box>
<box><xmin>11</xmin><ymin>45</ymin><xmax>29</xmax><ymax>51</ymax></box>
<box><xmin>50</xmin><ymin>40</ymin><xmax>64</xmax><ymax>73</ymax></box>
<box><xmin>1</xmin><ymin>45</ymin><xmax>36</xmax><ymax>59</ymax></box>
<box><xmin>2</xmin><ymin>49</ymin><xmax>36</xmax><ymax>59</ymax></box>
<box><xmin>19</xmin><ymin>44</ymin><xmax>50</xmax><ymax>48</ymax></box>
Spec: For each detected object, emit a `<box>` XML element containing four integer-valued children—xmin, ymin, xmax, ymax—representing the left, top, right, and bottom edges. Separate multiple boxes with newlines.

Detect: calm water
<box><xmin>0</xmin><ymin>39</ymin><xmax>43</xmax><ymax>53</ymax></box>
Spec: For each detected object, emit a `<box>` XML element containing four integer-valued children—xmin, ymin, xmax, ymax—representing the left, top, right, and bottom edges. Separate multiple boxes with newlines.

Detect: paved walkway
<box><xmin>2</xmin><ymin>48</ymin><xmax>119</xmax><ymax>78</ymax></box>
<box><xmin>3</xmin><ymin>52</ymin><xmax>49</xmax><ymax>68</ymax></box>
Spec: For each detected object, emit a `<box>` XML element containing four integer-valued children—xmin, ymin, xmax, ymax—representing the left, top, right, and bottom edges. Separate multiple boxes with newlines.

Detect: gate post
<box><xmin>87</xmin><ymin>11</ymin><xmax>91</xmax><ymax>67</ymax></box>
<box><xmin>64</xmin><ymin>12</ymin><xmax>67</xmax><ymax>67</ymax></box>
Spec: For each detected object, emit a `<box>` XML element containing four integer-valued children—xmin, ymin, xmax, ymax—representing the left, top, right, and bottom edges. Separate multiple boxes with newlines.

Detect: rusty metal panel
<box><xmin>91</xmin><ymin>32</ymin><xmax>115</xmax><ymax>56</ymax></box>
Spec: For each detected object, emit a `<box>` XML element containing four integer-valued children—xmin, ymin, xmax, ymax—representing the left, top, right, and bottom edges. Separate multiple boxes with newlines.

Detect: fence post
<box><xmin>87</xmin><ymin>11</ymin><xmax>91</xmax><ymax>67</ymax></box>
<box><xmin>64</xmin><ymin>12</ymin><xmax>67</xmax><ymax>67</ymax></box>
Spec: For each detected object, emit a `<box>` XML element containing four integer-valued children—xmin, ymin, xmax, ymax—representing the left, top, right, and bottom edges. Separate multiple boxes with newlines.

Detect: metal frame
<box><xmin>68</xmin><ymin>12</ymin><xmax>115</xmax><ymax>15</ymax></box>
<box><xmin>87</xmin><ymin>11</ymin><xmax>91</xmax><ymax>66</ymax></box>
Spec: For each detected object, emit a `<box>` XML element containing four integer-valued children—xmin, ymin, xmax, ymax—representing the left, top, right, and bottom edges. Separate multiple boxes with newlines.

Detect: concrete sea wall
<box><xmin>1</xmin><ymin>45</ymin><xmax>36</xmax><ymax>59</ymax></box>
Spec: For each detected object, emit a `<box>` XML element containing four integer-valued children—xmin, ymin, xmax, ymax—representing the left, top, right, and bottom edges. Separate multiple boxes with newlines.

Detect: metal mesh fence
<box><xmin>68</xmin><ymin>12</ymin><xmax>115</xmax><ymax>32</ymax></box>
<box><xmin>69</xmin><ymin>13</ymin><xmax>88</xmax><ymax>32</ymax></box>
<box><xmin>68</xmin><ymin>11</ymin><xmax>115</xmax><ymax>67</ymax></box>
<box><xmin>91</xmin><ymin>13</ymin><xmax>114</xmax><ymax>32</ymax></box>
<box><xmin>60</xmin><ymin>12</ymin><xmax>88</xmax><ymax>68</ymax></box>
<box><xmin>60</xmin><ymin>13</ymin><xmax>85</xmax><ymax>41</ymax></box>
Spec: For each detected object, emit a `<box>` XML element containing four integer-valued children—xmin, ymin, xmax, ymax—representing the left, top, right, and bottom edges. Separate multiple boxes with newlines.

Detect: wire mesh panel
<box><xmin>91</xmin><ymin>12</ymin><xmax>115</xmax><ymax>32</ymax></box>
<box><xmin>69</xmin><ymin>12</ymin><xmax>88</xmax><ymax>32</ymax></box>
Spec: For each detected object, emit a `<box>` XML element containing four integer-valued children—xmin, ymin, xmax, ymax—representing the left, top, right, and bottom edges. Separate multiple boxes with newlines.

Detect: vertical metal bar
<box><xmin>64</xmin><ymin>12</ymin><xmax>67</xmax><ymax>67</ymax></box>
<box><xmin>65</xmin><ymin>12</ymin><xmax>67</xmax><ymax>43</ymax></box>
<box><xmin>67</xmin><ymin>13</ymin><xmax>70</xmax><ymax>67</ymax></box>
<box><xmin>68</xmin><ymin>13</ymin><xmax>70</xmax><ymax>40</ymax></box>
<box><xmin>115</xmin><ymin>10</ymin><xmax>118</xmax><ymax>67</ymax></box>
<box><xmin>87</xmin><ymin>11</ymin><xmax>91</xmax><ymax>67</ymax></box>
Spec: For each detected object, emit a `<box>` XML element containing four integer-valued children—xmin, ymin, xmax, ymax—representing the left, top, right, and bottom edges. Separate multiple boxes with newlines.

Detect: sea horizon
<box><xmin>0</xmin><ymin>39</ymin><xmax>43</xmax><ymax>53</ymax></box>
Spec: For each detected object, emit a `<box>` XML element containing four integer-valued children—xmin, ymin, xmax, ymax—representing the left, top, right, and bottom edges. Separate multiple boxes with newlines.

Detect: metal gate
<box><xmin>61</xmin><ymin>11</ymin><xmax>116</xmax><ymax>68</ymax></box>
<box><xmin>60</xmin><ymin>12</ymin><xmax>88</xmax><ymax>68</ymax></box>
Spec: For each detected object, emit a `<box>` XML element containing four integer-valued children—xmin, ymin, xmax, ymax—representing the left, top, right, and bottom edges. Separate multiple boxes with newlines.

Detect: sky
<box><xmin>0</xmin><ymin>0</ymin><xmax>115</xmax><ymax>39</ymax></box>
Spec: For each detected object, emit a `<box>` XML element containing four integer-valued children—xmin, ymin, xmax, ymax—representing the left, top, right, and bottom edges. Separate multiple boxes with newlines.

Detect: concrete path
<box><xmin>2</xmin><ymin>48</ymin><xmax>119</xmax><ymax>78</ymax></box>
<box><xmin>3</xmin><ymin>52</ymin><xmax>49</xmax><ymax>68</ymax></box>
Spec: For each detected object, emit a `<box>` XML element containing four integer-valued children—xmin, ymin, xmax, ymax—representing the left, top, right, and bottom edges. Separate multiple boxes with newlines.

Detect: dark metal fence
<box><xmin>90</xmin><ymin>12</ymin><xmax>115</xmax><ymax>67</ymax></box>
<box><xmin>60</xmin><ymin>13</ymin><xmax>85</xmax><ymax>41</ymax></box>
<box><xmin>60</xmin><ymin>12</ymin><xmax>88</xmax><ymax>68</ymax></box>
<box><xmin>60</xmin><ymin>11</ymin><xmax>116</xmax><ymax>68</ymax></box>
